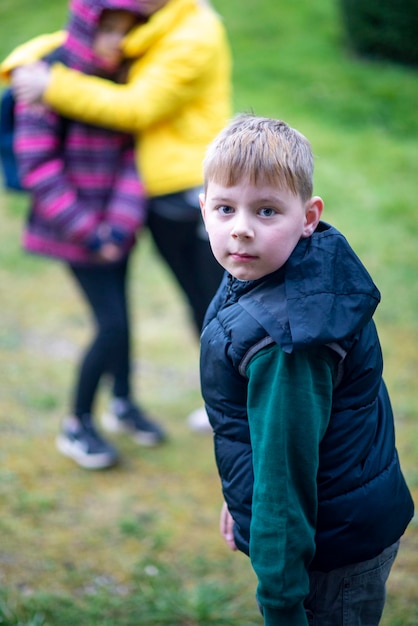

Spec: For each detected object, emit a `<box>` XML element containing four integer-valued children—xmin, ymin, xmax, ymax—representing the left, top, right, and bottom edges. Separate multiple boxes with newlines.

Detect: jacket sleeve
<box><xmin>0</xmin><ymin>32</ymin><xmax>66</xmax><ymax>80</ymax></box>
<box><xmin>246</xmin><ymin>344</ymin><xmax>336</xmax><ymax>626</ymax></box>
<box><xmin>104</xmin><ymin>140</ymin><xmax>146</xmax><ymax>244</ymax></box>
<box><xmin>42</xmin><ymin>19</ymin><xmax>224</xmax><ymax>132</ymax></box>
<box><xmin>14</xmin><ymin>102</ymin><xmax>98</xmax><ymax>243</ymax></box>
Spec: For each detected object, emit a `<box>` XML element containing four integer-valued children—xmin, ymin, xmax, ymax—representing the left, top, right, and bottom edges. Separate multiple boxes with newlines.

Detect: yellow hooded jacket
<box><xmin>1</xmin><ymin>0</ymin><xmax>232</xmax><ymax>196</ymax></box>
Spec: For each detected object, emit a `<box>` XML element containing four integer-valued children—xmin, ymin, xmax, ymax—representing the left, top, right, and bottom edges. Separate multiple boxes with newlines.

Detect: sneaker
<box><xmin>102</xmin><ymin>402</ymin><xmax>166</xmax><ymax>447</ymax></box>
<box><xmin>187</xmin><ymin>407</ymin><xmax>212</xmax><ymax>433</ymax></box>
<box><xmin>56</xmin><ymin>415</ymin><xmax>119</xmax><ymax>470</ymax></box>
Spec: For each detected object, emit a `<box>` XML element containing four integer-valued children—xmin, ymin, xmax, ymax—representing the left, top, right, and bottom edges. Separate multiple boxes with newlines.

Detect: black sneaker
<box><xmin>102</xmin><ymin>403</ymin><xmax>166</xmax><ymax>447</ymax></box>
<box><xmin>56</xmin><ymin>415</ymin><xmax>119</xmax><ymax>469</ymax></box>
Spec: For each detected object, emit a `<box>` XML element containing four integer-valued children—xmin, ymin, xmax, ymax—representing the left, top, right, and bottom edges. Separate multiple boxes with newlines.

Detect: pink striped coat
<box><xmin>14</xmin><ymin>0</ymin><xmax>146</xmax><ymax>264</ymax></box>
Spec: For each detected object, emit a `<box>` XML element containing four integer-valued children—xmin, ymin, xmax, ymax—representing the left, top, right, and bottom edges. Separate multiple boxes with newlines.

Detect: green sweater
<box><xmin>246</xmin><ymin>343</ymin><xmax>337</xmax><ymax>626</ymax></box>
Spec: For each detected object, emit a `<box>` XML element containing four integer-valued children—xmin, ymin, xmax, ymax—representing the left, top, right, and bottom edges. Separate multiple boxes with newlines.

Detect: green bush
<box><xmin>339</xmin><ymin>0</ymin><xmax>418</xmax><ymax>67</ymax></box>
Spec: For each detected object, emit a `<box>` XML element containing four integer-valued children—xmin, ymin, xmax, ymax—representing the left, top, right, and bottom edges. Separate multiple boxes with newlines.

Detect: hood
<box><xmin>122</xmin><ymin>0</ymin><xmax>199</xmax><ymax>58</ymax></box>
<box><xmin>62</xmin><ymin>0</ymin><xmax>143</xmax><ymax>74</ymax></box>
<box><xmin>238</xmin><ymin>222</ymin><xmax>381</xmax><ymax>352</ymax></box>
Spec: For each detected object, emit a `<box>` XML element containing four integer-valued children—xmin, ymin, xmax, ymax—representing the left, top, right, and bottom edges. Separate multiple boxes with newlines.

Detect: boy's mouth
<box><xmin>230</xmin><ymin>252</ymin><xmax>257</xmax><ymax>262</ymax></box>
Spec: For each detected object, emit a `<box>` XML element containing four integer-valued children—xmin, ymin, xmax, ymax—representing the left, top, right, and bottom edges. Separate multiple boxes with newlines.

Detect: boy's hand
<box><xmin>220</xmin><ymin>501</ymin><xmax>237</xmax><ymax>551</ymax></box>
<box><xmin>11</xmin><ymin>62</ymin><xmax>50</xmax><ymax>104</ymax></box>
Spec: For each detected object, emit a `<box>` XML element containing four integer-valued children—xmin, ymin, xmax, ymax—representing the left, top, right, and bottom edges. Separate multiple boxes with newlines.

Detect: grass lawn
<box><xmin>0</xmin><ymin>0</ymin><xmax>417</xmax><ymax>624</ymax></box>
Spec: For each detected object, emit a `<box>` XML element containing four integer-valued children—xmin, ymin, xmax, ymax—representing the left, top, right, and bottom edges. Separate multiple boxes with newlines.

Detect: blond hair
<box><xmin>203</xmin><ymin>114</ymin><xmax>314</xmax><ymax>201</ymax></box>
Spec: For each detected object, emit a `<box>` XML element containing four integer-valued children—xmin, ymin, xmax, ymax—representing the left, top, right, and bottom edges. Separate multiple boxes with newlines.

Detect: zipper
<box><xmin>226</xmin><ymin>273</ymin><xmax>233</xmax><ymax>299</ymax></box>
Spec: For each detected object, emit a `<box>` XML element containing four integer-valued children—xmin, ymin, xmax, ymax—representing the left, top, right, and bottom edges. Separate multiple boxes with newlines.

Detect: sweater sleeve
<box><xmin>246</xmin><ymin>343</ymin><xmax>336</xmax><ymax>626</ymax></box>
<box><xmin>0</xmin><ymin>32</ymin><xmax>66</xmax><ymax>80</ymax></box>
<box><xmin>104</xmin><ymin>139</ymin><xmax>146</xmax><ymax>243</ymax></box>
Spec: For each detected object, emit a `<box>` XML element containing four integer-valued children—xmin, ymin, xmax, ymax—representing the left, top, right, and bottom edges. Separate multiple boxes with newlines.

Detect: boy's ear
<box><xmin>302</xmin><ymin>196</ymin><xmax>323</xmax><ymax>238</ymax></box>
<box><xmin>199</xmin><ymin>192</ymin><xmax>206</xmax><ymax>221</ymax></box>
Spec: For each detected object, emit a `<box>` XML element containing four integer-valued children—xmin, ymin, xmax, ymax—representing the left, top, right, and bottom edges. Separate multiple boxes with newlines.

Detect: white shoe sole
<box><xmin>101</xmin><ymin>412</ymin><xmax>162</xmax><ymax>447</ymax></box>
<box><xmin>56</xmin><ymin>435</ymin><xmax>118</xmax><ymax>470</ymax></box>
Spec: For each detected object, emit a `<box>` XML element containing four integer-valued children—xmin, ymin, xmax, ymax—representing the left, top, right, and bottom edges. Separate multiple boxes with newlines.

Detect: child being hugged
<box><xmin>199</xmin><ymin>114</ymin><xmax>414</xmax><ymax>625</ymax></box>
<box><xmin>13</xmin><ymin>0</ymin><xmax>166</xmax><ymax>470</ymax></box>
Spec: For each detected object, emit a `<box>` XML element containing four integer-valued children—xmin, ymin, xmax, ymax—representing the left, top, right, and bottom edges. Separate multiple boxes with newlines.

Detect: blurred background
<box><xmin>0</xmin><ymin>0</ymin><xmax>417</xmax><ymax>624</ymax></box>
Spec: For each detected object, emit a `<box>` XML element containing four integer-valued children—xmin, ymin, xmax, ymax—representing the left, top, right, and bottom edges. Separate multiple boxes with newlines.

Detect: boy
<box><xmin>199</xmin><ymin>114</ymin><xmax>414</xmax><ymax>625</ymax></box>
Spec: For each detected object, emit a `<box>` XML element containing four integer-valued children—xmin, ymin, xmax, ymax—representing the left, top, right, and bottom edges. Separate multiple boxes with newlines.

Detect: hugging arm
<box><xmin>12</xmin><ymin>21</ymin><xmax>222</xmax><ymax>133</ymax></box>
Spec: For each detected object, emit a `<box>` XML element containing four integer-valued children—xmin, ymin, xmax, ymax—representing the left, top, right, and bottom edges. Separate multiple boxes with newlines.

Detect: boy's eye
<box><xmin>218</xmin><ymin>205</ymin><xmax>234</xmax><ymax>215</ymax></box>
<box><xmin>259</xmin><ymin>207</ymin><xmax>276</xmax><ymax>217</ymax></box>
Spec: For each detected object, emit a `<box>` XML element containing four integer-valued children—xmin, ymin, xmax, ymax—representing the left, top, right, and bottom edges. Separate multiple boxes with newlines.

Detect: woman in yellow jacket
<box><xmin>7</xmin><ymin>0</ymin><xmax>232</xmax><ymax>334</ymax></box>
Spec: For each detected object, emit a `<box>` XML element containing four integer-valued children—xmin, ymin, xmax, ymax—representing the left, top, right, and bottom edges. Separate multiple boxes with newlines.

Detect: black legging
<box><xmin>147</xmin><ymin>189</ymin><xmax>224</xmax><ymax>333</ymax></box>
<box><xmin>68</xmin><ymin>257</ymin><xmax>132</xmax><ymax>418</ymax></box>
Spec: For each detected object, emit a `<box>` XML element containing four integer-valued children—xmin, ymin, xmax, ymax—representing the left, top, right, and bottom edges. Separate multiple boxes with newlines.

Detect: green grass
<box><xmin>1</xmin><ymin>0</ymin><xmax>417</xmax><ymax>624</ymax></box>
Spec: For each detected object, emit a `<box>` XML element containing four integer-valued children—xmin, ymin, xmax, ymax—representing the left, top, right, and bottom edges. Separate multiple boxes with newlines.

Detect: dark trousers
<box><xmin>257</xmin><ymin>541</ymin><xmax>400</xmax><ymax>626</ymax></box>
<box><xmin>147</xmin><ymin>189</ymin><xmax>224</xmax><ymax>333</ymax></box>
<box><xmin>67</xmin><ymin>258</ymin><xmax>131</xmax><ymax>418</ymax></box>
<box><xmin>304</xmin><ymin>541</ymin><xmax>399</xmax><ymax>625</ymax></box>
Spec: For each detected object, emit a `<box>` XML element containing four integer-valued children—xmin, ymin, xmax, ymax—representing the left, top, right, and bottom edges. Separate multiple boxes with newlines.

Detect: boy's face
<box><xmin>201</xmin><ymin>179</ymin><xmax>323</xmax><ymax>281</ymax></box>
<box><xmin>93</xmin><ymin>10</ymin><xmax>138</xmax><ymax>72</ymax></box>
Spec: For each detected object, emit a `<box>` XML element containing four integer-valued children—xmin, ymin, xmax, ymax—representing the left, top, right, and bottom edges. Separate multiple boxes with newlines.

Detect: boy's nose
<box><xmin>231</xmin><ymin>216</ymin><xmax>254</xmax><ymax>239</ymax></box>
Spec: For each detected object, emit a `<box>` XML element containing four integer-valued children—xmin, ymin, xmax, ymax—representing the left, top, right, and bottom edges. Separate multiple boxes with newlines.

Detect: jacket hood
<box><xmin>238</xmin><ymin>222</ymin><xmax>381</xmax><ymax>352</ymax></box>
<box><xmin>62</xmin><ymin>0</ymin><xmax>143</xmax><ymax>74</ymax></box>
<box><xmin>122</xmin><ymin>0</ymin><xmax>207</xmax><ymax>58</ymax></box>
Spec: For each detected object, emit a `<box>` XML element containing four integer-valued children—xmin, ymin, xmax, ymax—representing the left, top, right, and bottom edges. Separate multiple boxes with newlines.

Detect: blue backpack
<box><xmin>0</xmin><ymin>87</ymin><xmax>23</xmax><ymax>191</ymax></box>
